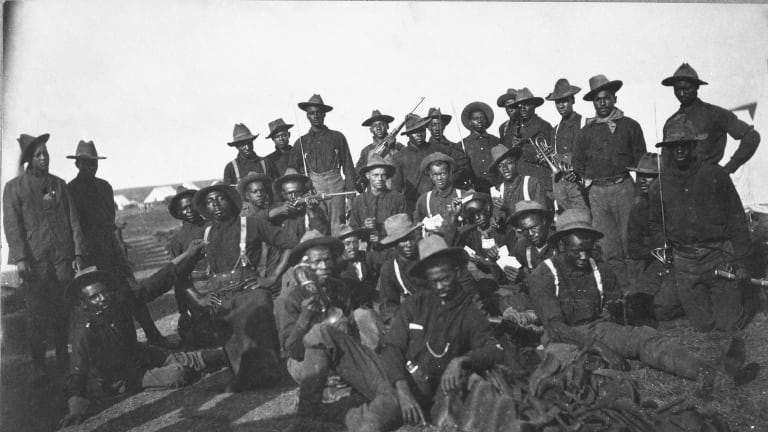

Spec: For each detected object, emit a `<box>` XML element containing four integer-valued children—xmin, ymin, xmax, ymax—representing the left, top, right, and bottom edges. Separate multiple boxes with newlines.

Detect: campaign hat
<box><xmin>409</xmin><ymin>235</ymin><xmax>468</xmax><ymax>278</ymax></box>
<box><xmin>509</xmin><ymin>87</ymin><xmax>544</xmax><ymax>108</ymax></box>
<box><xmin>549</xmin><ymin>209</ymin><xmax>603</xmax><ymax>244</ymax></box>
<box><xmin>488</xmin><ymin>144</ymin><xmax>522</xmax><ymax>173</ymax></box>
<box><xmin>228</xmin><ymin>123</ymin><xmax>259</xmax><ymax>146</ymax></box>
<box><xmin>193</xmin><ymin>183</ymin><xmax>242</xmax><ymax>219</ymax></box>
<box><xmin>380</xmin><ymin>213</ymin><xmax>422</xmax><ymax>246</ymax></box>
<box><xmin>496</xmin><ymin>88</ymin><xmax>518</xmax><ymax>107</ymax></box>
<box><xmin>661</xmin><ymin>63</ymin><xmax>708</xmax><ymax>87</ymax></box>
<box><xmin>461</xmin><ymin>101</ymin><xmax>494</xmax><ymax>130</ymax></box>
<box><xmin>362</xmin><ymin>109</ymin><xmax>395</xmax><ymax>127</ymax></box>
<box><xmin>399</xmin><ymin>113</ymin><xmax>431</xmax><ymax>136</ymax></box>
<box><xmin>266</xmin><ymin>118</ymin><xmax>294</xmax><ymax>139</ymax></box>
<box><xmin>288</xmin><ymin>230</ymin><xmax>344</xmax><ymax>266</ymax></box>
<box><xmin>298</xmin><ymin>94</ymin><xmax>333</xmax><ymax>113</ymax></box>
<box><xmin>545</xmin><ymin>78</ymin><xmax>581</xmax><ymax>101</ymax></box>
<box><xmin>427</xmin><ymin>107</ymin><xmax>452</xmax><ymax>126</ymax></box>
<box><xmin>66</xmin><ymin>140</ymin><xmax>106</xmax><ymax>160</ymax></box>
<box><xmin>168</xmin><ymin>186</ymin><xmax>198</xmax><ymax>220</ymax></box>
<box><xmin>583</xmin><ymin>75</ymin><xmax>624</xmax><ymax>101</ymax></box>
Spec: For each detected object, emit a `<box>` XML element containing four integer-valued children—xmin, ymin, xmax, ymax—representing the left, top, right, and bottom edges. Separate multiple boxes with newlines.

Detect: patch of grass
<box><xmin>117</xmin><ymin>206</ymin><xmax>181</xmax><ymax>239</ymax></box>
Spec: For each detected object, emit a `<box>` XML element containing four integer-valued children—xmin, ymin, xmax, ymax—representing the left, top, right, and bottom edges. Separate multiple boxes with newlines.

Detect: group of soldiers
<box><xmin>3</xmin><ymin>62</ymin><xmax>763</xmax><ymax>431</ymax></box>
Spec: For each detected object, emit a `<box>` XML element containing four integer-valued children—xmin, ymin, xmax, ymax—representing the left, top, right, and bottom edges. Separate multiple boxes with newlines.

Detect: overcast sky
<box><xmin>3</xmin><ymin>1</ymin><xmax>768</xmax><ymax>190</ymax></box>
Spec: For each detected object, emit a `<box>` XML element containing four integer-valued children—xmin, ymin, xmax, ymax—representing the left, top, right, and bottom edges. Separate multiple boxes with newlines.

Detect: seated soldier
<box><xmin>60</xmin><ymin>242</ymin><xmax>226</xmax><ymax>427</ymax></box>
<box><xmin>626</xmin><ymin>152</ymin><xmax>683</xmax><ymax>321</ymax></box>
<box><xmin>414</xmin><ymin>153</ymin><xmax>472</xmax><ymax>244</ymax></box>
<box><xmin>377</xmin><ymin>214</ymin><xmax>423</xmax><ymax>325</ymax></box>
<box><xmin>455</xmin><ymin>192</ymin><xmax>514</xmax><ymax>282</ymax></box>
<box><xmin>529</xmin><ymin>209</ymin><xmax>757</xmax><ymax>393</ymax></box>
<box><xmin>380</xmin><ymin>235</ymin><xmax>504</xmax><ymax>427</ymax></box>
<box><xmin>276</xmin><ymin>234</ymin><xmax>399</xmax><ymax>431</ymax></box>
<box><xmin>336</xmin><ymin>224</ymin><xmax>378</xmax><ymax>308</ymax></box>
<box><xmin>237</xmin><ymin>171</ymin><xmax>274</xmax><ymax>217</ymax></box>
<box><xmin>269</xmin><ymin>169</ymin><xmax>330</xmax><ymax>240</ymax></box>
<box><xmin>488</xmin><ymin>144</ymin><xmax>548</xmax><ymax>219</ymax></box>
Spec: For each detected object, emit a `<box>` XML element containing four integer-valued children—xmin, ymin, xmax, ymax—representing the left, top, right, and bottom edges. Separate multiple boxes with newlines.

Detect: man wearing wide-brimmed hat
<box><xmin>426</xmin><ymin>107</ymin><xmax>460</xmax><ymax>152</ymax></box>
<box><xmin>275</xmin><ymin>231</ymin><xmax>400</xmax><ymax>431</ymax></box>
<box><xmin>270</xmin><ymin>168</ymin><xmax>330</xmax><ymax>241</ymax></box>
<box><xmin>661</xmin><ymin>63</ymin><xmax>760</xmax><ymax>174</ymax></box>
<box><xmin>349</xmin><ymin>153</ymin><xmax>407</xmax><ymax>248</ymax></box>
<box><xmin>237</xmin><ymin>171</ymin><xmax>274</xmax><ymax>217</ymax></box>
<box><xmin>624</xmin><ymin>153</ymin><xmax>683</xmax><ymax>322</ymax></box>
<box><xmin>572</xmin><ymin>74</ymin><xmax>646</xmax><ymax>291</ymax></box>
<box><xmin>413</xmin><ymin>153</ymin><xmax>472</xmax><ymax>243</ymax></box>
<box><xmin>336</xmin><ymin>225</ymin><xmax>377</xmax><ymax>291</ymax></box>
<box><xmin>496</xmin><ymin>88</ymin><xmax>519</xmax><ymax>142</ymax></box>
<box><xmin>507</xmin><ymin>200</ymin><xmax>555</xmax><ymax>283</ymax></box>
<box><xmin>288</xmin><ymin>94</ymin><xmax>356</xmax><ymax>235</ymax></box>
<box><xmin>376</xmin><ymin>214</ymin><xmax>423</xmax><ymax>324</ymax></box>
<box><xmin>223</xmin><ymin>123</ymin><xmax>279</xmax><ymax>186</ymax></box>
<box><xmin>455</xmin><ymin>192</ymin><xmax>515</xmax><ymax>282</ymax></box>
<box><xmin>185</xmin><ymin>183</ymin><xmax>297</xmax><ymax>391</ymax></box>
<box><xmin>649</xmin><ymin>114</ymin><xmax>751</xmax><ymax>333</ymax></box>
<box><xmin>460</xmin><ymin>101</ymin><xmax>501</xmax><ymax>193</ymax></box>
<box><xmin>3</xmin><ymin>133</ymin><xmax>87</xmax><ymax>385</ymax></box>
<box><xmin>488</xmin><ymin>144</ymin><xmax>547</xmax><ymax>215</ymax></box>
<box><xmin>356</xmin><ymin>109</ymin><xmax>405</xmax><ymax>171</ymax></box>
<box><xmin>392</xmin><ymin>113</ymin><xmax>470</xmax><ymax>209</ymax></box>
<box><xmin>380</xmin><ymin>234</ymin><xmax>504</xmax><ymax>426</ymax></box>
<box><xmin>529</xmin><ymin>209</ymin><xmax>758</xmax><ymax>392</ymax></box>
<box><xmin>264</xmin><ymin>118</ymin><xmax>295</xmax><ymax>175</ymax></box>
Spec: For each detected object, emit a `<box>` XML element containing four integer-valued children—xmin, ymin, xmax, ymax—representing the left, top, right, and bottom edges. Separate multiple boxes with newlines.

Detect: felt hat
<box><xmin>362</xmin><ymin>109</ymin><xmax>395</xmax><ymax>127</ymax></box>
<box><xmin>273</xmin><ymin>168</ymin><xmax>312</xmax><ymax>196</ymax></box>
<box><xmin>546</xmin><ymin>78</ymin><xmax>581</xmax><ymax>101</ymax></box>
<box><xmin>661</xmin><ymin>63</ymin><xmax>708</xmax><ymax>87</ymax></box>
<box><xmin>508</xmin><ymin>200</ymin><xmax>551</xmax><ymax>226</ymax></box>
<box><xmin>66</xmin><ymin>140</ymin><xmax>106</xmax><ymax>160</ymax></box>
<box><xmin>399</xmin><ymin>113</ymin><xmax>431</xmax><ymax>136</ymax></box>
<box><xmin>627</xmin><ymin>152</ymin><xmax>662</xmax><ymax>175</ymax></box>
<box><xmin>18</xmin><ymin>133</ymin><xmax>50</xmax><ymax>164</ymax></box>
<box><xmin>462</xmin><ymin>192</ymin><xmax>492</xmax><ymax>207</ymax></box>
<box><xmin>168</xmin><ymin>186</ymin><xmax>199</xmax><ymax>220</ymax></box>
<box><xmin>359</xmin><ymin>153</ymin><xmax>396</xmax><ymax>178</ymax></box>
<box><xmin>409</xmin><ymin>235</ymin><xmax>468</xmax><ymax>278</ymax></box>
<box><xmin>461</xmin><ymin>101</ymin><xmax>494</xmax><ymax>130</ymax></box>
<box><xmin>335</xmin><ymin>224</ymin><xmax>369</xmax><ymax>241</ymax></box>
<box><xmin>549</xmin><ymin>209</ymin><xmax>603</xmax><ymax>244</ymax></box>
<box><xmin>67</xmin><ymin>266</ymin><xmax>115</xmax><ymax>300</ymax></box>
<box><xmin>496</xmin><ymin>88</ymin><xmax>518</xmax><ymax>107</ymax></box>
<box><xmin>380</xmin><ymin>213</ymin><xmax>422</xmax><ymax>246</ymax></box>
<box><xmin>583</xmin><ymin>75</ymin><xmax>623</xmax><ymax>101</ymax></box>
<box><xmin>228</xmin><ymin>123</ymin><xmax>259</xmax><ymax>146</ymax></box>
<box><xmin>288</xmin><ymin>230</ymin><xmax>344</xmax><ymax>265</ymax></box>
<box><xmin>266</xmin><ymin>118</ymin><xmax>294</xmax><ymax>139</ymax></box>
<box><xmin>298</xmin><ymin>94</ymin><xmax>333</xmax><ymax>113</ymax></box>
<box><xmin>237</xmin><ymin>171</ymin><xmax>273</xmax><ymax>199</ymax></box>
<box><xmin>488</xmin><ymin>144</ymin><xmax>523</xmax><ymax>173</ymax></box>
<box><xmin>655</xmin><ymin>114</ymin><xmax>707</xmax><ymax>148</ymax></box>
<box><xmin>419</xmin><ymin>152</ymin><xmax>456</xmax><ymax>175</ymax></box>
<box><xmin>427</xmin><ymin>107</ymin><xmax>452</xmax><ymax>126</ymax></box>
<box><xmin>193</xmin><ymin>183</ymin><xmax>242</xmax><ymax>219</ymax></box>
<box><xmin>510</xmin><ymin>87</ymin><xmax>544</xmax><ymax>108</ymax></box>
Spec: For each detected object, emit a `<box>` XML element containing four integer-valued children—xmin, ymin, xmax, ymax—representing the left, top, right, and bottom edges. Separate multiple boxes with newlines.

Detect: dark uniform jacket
<box><xmin>3</xmin><ymin>169</ymin><xmax>86</xmax><ymax>265</ymax></box>
<box><xmin>665</xmin><ymin>98</ymin><xmax>758</xmax><ymax>173</ymax></box>
<box><xmin>492</xmin><ymin>174</ymin><xmax>547</xmax><ymax>216</ymax></box>
<box><xmin>515</xmin><ymin>114</ymin><xmax>555</xmax><ymax>189</ymax></box>
<box><xmin>68</xmin><ymin>174</ymin><xmax>122</xmax><ymax>272</ymax></box>
<box><xmin>223</xmin><ymin>154</ymin><xmax>279</xmax><ymax>186</ymax></box>
<box><xmin>288</xmin><ymin>126</ymin><xmax>357</xmax><ymax>191</ymax></box>
<box><xmin>168</xmin><ymin>221</ymin><xmax>209</xmax><ymax>273</ymax></box>
<box><xmin>348</xmin><ymin>190</ymin><xmax>407</xmax><ymax>233</ymax></box>
<box><xmin>550</xmin><ymin>113</ymin><xmax>583</xmax><ymax>162</ymax></box>
<box><xmin>392</xmin><ymin>142</ymin><xmax>471</xmax><ymax>206</ymax></box>
<box><xmin>428</xmin><ymin>136</ymin><xmax>462</xmax><ymax>153</ymax></box>
<box><xmin>66</xmin><ymin>263</ymin><xmax>182</xmax><ymax>398</ymax></box>
<box><xmin>572</xmin><ymin>115</ymin><xmax>646</xmax><ymax>180</ymax></box>
<box><xmin>266</xmin><ymin>147</ymin><xmax>293</xmax><ymax>176</ymax></box>
<box><xmin>380</xmin><ymin>287</ymin><xmax>503</xmax><ymax>387</ymax></box>
<box><xmin>626</xmin><ymin>195</ymin><xmax>655</xmax><ymax>262</ymax></box>
<box><xmin>461</xmin><ymin>132</ymin><xmax>502</xmax><ymax>192</ymax></box>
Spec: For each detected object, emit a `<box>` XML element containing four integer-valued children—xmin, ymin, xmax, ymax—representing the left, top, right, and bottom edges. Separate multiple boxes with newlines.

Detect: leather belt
<box><xmin>591</xmin><ymin>172</ymin><xmax>630</xmax><ymax>186</ymax></box>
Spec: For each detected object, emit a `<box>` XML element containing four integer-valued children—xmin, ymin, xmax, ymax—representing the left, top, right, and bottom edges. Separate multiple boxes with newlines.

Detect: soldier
<box><xmin>392</xmin><ymin>114</ymin><xmax>470</xmax><ymax>208</ymax></box>
<box><xmin>336</xmin><ymin>225</ymin><xmax>377</xmax><ymax>301</ymax></box>
<box><xmin>276</xmin><ymin>234</ymin><xmax>399</xmax><ymax>431</ymax></box>
<box><xmin>545</xmin><ymin>78</ymin><xmax>588</xmax><ymax>211</ymax></box>
<box><xmin>356</xmin><ymin>109</ymin><xmax>405</xmax><ymax>170</ymax></box>
<box><xmin>223</xmin><ymin>123</ymin><xmax>279</xmax><ymax>185</ymax></box>
<box><xmin>496</xmin><ymin>88</ymin><xmax>519</xmax><ymax>144</ymax></box>
<box><xmin>455</xmin><ymin>192</ymin><xmax>514</xmax><ymax>282</ymax></box>
<box><xmin>572</xmin><ymin>74</ymin><xmax>646</xmax><ymax>290</ymax></box>
<box><xmin>506</xmin><ymin>88</ymin><xmax>554</xmax><ymax>195</ymax></box>
<box><xmin>3</xmin><ymin>133</ymin><xmax>86</xmax><ymax>384</ymax></box>
<box><xmin>662</xmin><ymin>63</ymin><xmax>760</xmax><ymax>174</ymax></box>
<box><xmin>413</xmin><ymin>153</ymin><xmax>472</xmax><ymax>243</ymax></box>
<box><xmin>376</xmin><ymin>214</ymin><xmax>423</xmax><ymax>325</ymax></box>
<box><xmin>237</xmin><ymin>172</ymin><xmax>274</xmax><ymax>217</ymax></box>
<box><xmin>271</xmin><ymin>170</ymin><xmax>330</xmax><ymax>241</ymax></box>
<box><xmin>460</xmin><ymin>101</ymin><xmax>501</xmax><ymax>193</ymax></box>
<box><xmin>59</xmin><ymin>244</ymin><xmax>225</xmax><ymax>428</ymax></box>
<box><xmin>426</xmin><ymin>107</ymin><xmax>461</xmax><ymax>152</ymax></box>
<box><xmin>288</xmin><ymin>94</ymin><xmax>356</xmax><ymax>234</ymax></box>
<box><xmin>649</xmin><ymin>116</ymin><xmax>752</xmax><ymax>332</ymax></box>
<box><xmin>529</xmin><ymin>209</ymin><xmax>757</xmax><ymax>392</ymax></box>
<box><xmin>380</xmin><ymin>235</ymin><xmax>504</xmax><ymax>426</ymax></box>
<box><xmin>264</xmin><ymin>118</ymin><xmax>295</xmax><ymax>175</ymax></box>
<box><xmin>349</xmin><ymin>154</ymin><xmax>407</xmax><ymax>246</ymax></box>
<box><xmin>488</xmin><ymin>144</ymin><xmax>547</xmax><ymax>215</ymax></box>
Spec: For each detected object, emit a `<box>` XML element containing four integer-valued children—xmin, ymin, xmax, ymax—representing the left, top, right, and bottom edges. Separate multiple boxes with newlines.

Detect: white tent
<box><xmin>143</xmin><ymin>185</ymin><xmax>177</xmax><ymax>204</ymax></box>
<box><xmin>113</xmin><ymin>194</ymin><xmax>135</xmax><ymax>210</ymax></box>
<box><xmin>181</xmin><ymin>182</ymin><xmax>200</xmax><ymax>191</ymax></box>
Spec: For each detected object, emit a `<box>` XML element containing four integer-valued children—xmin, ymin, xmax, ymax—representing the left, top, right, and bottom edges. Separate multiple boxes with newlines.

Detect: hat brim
<box><xmin>359</xmin><ymin>163</ymin><xmax>396</xmax><ymax>178</ymax></box>
<box><xmin>461</xmin><ymin>102</ymin><xmax>495</xmax><ymax>130</ymax></box>
<box><xmin>227</xmin><ymin>134</ymin><xmax>259</xmax><ymax>146</ymax></box>
<box><xmin>273</xmin><ymin>173</ymin><xmax>312</xmax><ymax>196</ymax></box>
<box><xmin>428</xmin><ymin>114</ymin><xmax>452</xmax><ymax>126</ymax></box>
<box><xmin>66</xmin><ymin>155</ymin><xmax>107</xmax><ymax>160</ymax></box>
<box><xmin>362</xmin><ymin>115</ymin><xmax>395</xmax><ymax>127</ymax></box>
<box><xmin>237</xmin><ymin>173</ymin><xmax>274</xmax><ymax>198</ymax></box>
<box><xmin>409</xmin><ymin>247</ymin><xmax>468</xmax><ymax>278</ymax></box>
<box><xmin>20</xmin><ymin>133</ymin><xmax>51</xmax><ymax>163</ymax></box>
<box><xmin>496</xmin><ymin>93</ymin><xmax>516</xmax><ymax>107</ymax></box>
<box><xmin>400</xmin><ymin>118</ymin><xmax>432</xmax><ymax>136</ymax></box>
<box><xmin>67</xmin><ymin>269</ymin><xmax>115</xmax><ymax>301</ymax></box>
<box><xmin>420</xmin><ymin>156</ymin><xmax>457</xmax><ymax>176</ymax></box>
<box><xmin>168</xmin><ymin>189</ymin><xmax>198</xmax><ymax>219</ymax></box>
<box><xmin>288</xmin><ymin>236</ymin><xmax>344</xmax><ymax>266</ymax></box>
<box><xmin>626</xmin><ymin>166</ymin><xmax>661</xmax><ymax>175</ymax></box>
<box><xmin>380</xmin><ymin>223</ymin><xmax>422</xmax><ymax>246</ymax></box>
<box><xmin>266</xmin><ymin>124</ymin><xmax>294</xmax><ymax>139</ymax></box>
<box><xmin>488</xmin><ymin>146</ymin><xmax>523</xmax><ymax>173</ymax></box>
<box><xmin>661</xmin><ymin>76</ymin><xmax>708</xmax><ymax>87</ymax></box>
<box><xmin>509</xmin><ymin>207</ymin><xmax>552</xmax><ymax>226</ymax></box>
<box><xmin>548</xmin><ymin>227</ymin><xmax>604</xmax><ymax>244</ymax></box>
<box><xmin>654</xmin><ymin>135</ymin><xmax>706</xmax><ymax>148</ymax></box>
<box><xmin>583</xmin><ymin>81</ymin><xmax>623</xmax><ymax>101</ymax></box>
<box><xmin>193</xmin><ymin>184</ymin><xmax>242</xmax><ymax>219</ymax></box>
<box><xmin>298</xmin><ymin>102</ymin><xmax>333</xmax><ymax>113</ymax></box>
<box><xmin>545</xmin><ymin>86</ymin><xmax>582</xmax><ymax>101</ymax></box>
<box><xmin>337</xmin><ymin>227</ymin><xmax>370</xmax><ymax>241</ymax></box>
<box><xmin>511</xmin><ymin>96</ymin><xmax>545</xmax><ymax>108</ymax></box>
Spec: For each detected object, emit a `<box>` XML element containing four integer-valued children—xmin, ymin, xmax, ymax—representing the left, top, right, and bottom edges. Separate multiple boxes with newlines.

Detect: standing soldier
<box><xmin>460</xmin><ymin>101</ymin><xmax>500</xmax><ymax>193</ymax></box>
<box><xmin>497</xmin><ymin>88</ymin><xmax>519</xmax><ymax>144</ymax></box>
<box><xmin>413</xmin><ymin>154</ymin><xmax>472</xmax><ymax>243</ymax></box>
<box><xmin>506</xmin><ymin>88</ymin><xmax>554</xmax><ymax>198</ymax></box>
<box><xmin>356</xmin><ymin>109</ymin><xmax>405</xmax><ymax>169</ymax></box>
<box><xmin>572</xmin><ymin>75</ymin><xmax>646</xmax><ymax>290</ymax></box>
<box><xmin>264</xmin><ymin>118</ymin><xmax>295</xmax><ymax>175</ymax></box>
<box><xmin>223</xmin><ymin>123</ymin><xmax>279</xmax><ymax>186</ymax></box>
<box><xmin>3</xmin><ymin>133</ymin><xmax>86</xmax><ymax>385</ymax></box>
<box><xmin>662</xmin><ymin>63</ymin><xmax>760</xmax><ymax>174</ymax></box>
<box><xmin>545</xmin><ymin>78</ymin><xmax>588</xmax><ymax>211</ymax></box>
<box><xmin>426</xmin><ymin>107</ymin><xmax>461</xmax><ymax>152</ymax></box>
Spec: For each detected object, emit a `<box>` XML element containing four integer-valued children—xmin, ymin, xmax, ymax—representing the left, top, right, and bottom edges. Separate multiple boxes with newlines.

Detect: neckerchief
<box><xmin>586</xmin><ymin>108</ymin><xmax>624</xmax><ymax>134</ymax></box>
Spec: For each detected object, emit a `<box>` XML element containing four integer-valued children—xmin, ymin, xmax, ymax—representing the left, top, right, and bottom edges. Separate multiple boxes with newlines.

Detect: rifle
<box><xmin>291</xmin><ymin>191</ymin><xmax>356</xmax><ymax>207</ymax></box>
<box><xmin>714</xmin><ymin>269</ymin><xmax>768</xmax><ymax>287</ymax></box>
<box><xmin>373</xmin><ymin>97</ymin><xmax>426</xmax><ymax>157</ymax></box>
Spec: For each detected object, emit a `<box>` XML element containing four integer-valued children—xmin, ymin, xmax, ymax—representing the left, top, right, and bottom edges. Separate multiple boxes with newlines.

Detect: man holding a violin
<box><xmin>269</xmin><ymin>169</ymin><xmax>331</xmax><ymax>241</ymax></box>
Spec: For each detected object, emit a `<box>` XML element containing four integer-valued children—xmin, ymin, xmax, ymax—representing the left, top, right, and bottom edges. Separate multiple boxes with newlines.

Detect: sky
<box><xmin>3</xmin><ymin>1</ymin><xmax>767</xmax><ymax>191</ymax></box>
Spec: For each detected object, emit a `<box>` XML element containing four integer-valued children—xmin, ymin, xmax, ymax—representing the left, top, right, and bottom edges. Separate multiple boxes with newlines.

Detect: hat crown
<box><xmin>663</xmin><ymin>114</ymin><xmax>703</xmax><ymax>142</ymax></box>
<box><xmin>370</xmin><ymin>109</ymin><xmax>383</xmax><ymax>118</ymax></box>
<box><xmin>74</xmin><ymin>140</ymin><xmax>100</xmax><ymax>158</ymax></box>
<box><xmin>365</xmin><ymin>152</ymin><xmax>392</xmax><ymax>168</ymax></box>
<box><xmin>17</xmin><ymin>134</ymin><xmax>37</xmax><ymax>149</ymax></box>
<box><xmin>384</xmin><ymin>213</ymin><xmax>417</xmax><ymax>238</ymax></box>
<box><xmin>553</xmin><ymin>79</ymin><xmax>572</xmax><ymax>93</ymax></box>
<box><xmin>490</xmin><ymin>144</ymin><xmax>511</xmax><ymax>161</ymax></box>
<box><xmin>588</xmin><ymin>75</ymin><xmax>612</xmax><ymax>91</ymax></box>
<box><xmin>427</xmin><ymin>107</ymin><xmax>441</xmax><ymax>117</ymax></box>
<box><xmin>308</xmin><ymin>94</ymin><xmax>325</xmax><ymax>105</ymax></box>
<box><xmin>232</xmin><ymin>123</ymin><xmax>255</xmax><ymax>140</ymax></box>
<box><xmin>635</xmin><ymin>153</ymin><xmax>661</xmax><ymax>172</ymax></box>
<box><xmin>515</xmin><ymin>87</ymin><xmax>535</xmax><ymax>101</ymax></box>
<box><xmin>404</xmin><ymin>113</ymin><xmax>426</xmax><ymax>129</ymax></box>
<box><xmin>299</xmin><ymin>229</ymin><xmax>324</xmax><ymax>243</ymax></box>
<box><xmin>555</xmin><ymin>209</ymin><xmax>594</xmax><ymax>232</ymax></box>
<box><xmin>514</xmin><ymin>200</ymin><xmax>547</xmax><ymax>214</ymax></box>
<box><xmin>417</xmin><ymin>235</ymin><xmax>451</xmax><ymax>260</ymax></box>
<box><xmin>268</xmin><ymin>118</ymin><xmax>287</xmax><ymax>132</ymax></box>
<box><xmin>673</xmin><ymin>63</ymin><xmax>700</xmax><ymax>80</ymax></box>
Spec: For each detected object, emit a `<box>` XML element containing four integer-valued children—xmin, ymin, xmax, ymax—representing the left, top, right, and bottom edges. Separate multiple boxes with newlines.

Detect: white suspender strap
<box><xmin>523</xmin><ymin>176</ymin><xmax>531</xmax><ymax>201</ymax></box>
<box><xmin>393</xmin><ymin>260</ymin><xmax>411</xmax><ymax>296</ymax></box>
<box><xmin>239</xmin><ymin>216</ymin><xmax>247</xmax><ymax>257</ymax></box>
<box><xmin>304</xmin><ymin>213</ymin><xmax>310</xmax><ymax>230</ymax></box>
<box><xmin>456</xmin><ymin>189</ymin><xmax>461</xmax><ymax>198</ymax></box>
<box><xmin>204</xmin><ymin>225</ymin><xmax>212</xmax><ymax>243</ymax></box>
<box><xmin>589</xmin><ymin>257</ymin><xmax>604</xmax><ymax>304</ymax></box>
<box><xmin>526</xmin><ymin>247</ymin><xmax>533</xmax><ymax>270</ymax></box>
<box><xmin>260</xmin><ymin>159</ymin><xmax>267</xmax><ymax>174</ymax></box>
<box><xmin>543</xmin><ymin>258</ymin><xmax>559</xmax><ymax>297</ymax></box>
<box><xmin>426</xmin><ymin>191</ymin><xmax>433</xmax><ymax>217</ymax></box>
<box><xmin>232</xmin><ymin>159</ymin><xmax>241</xmax><ymax>182</ymax></box>
<box><xmin>498</xmin><ymin>183</ymin><xmax>504</xmax><ymax>198</ymax></box>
